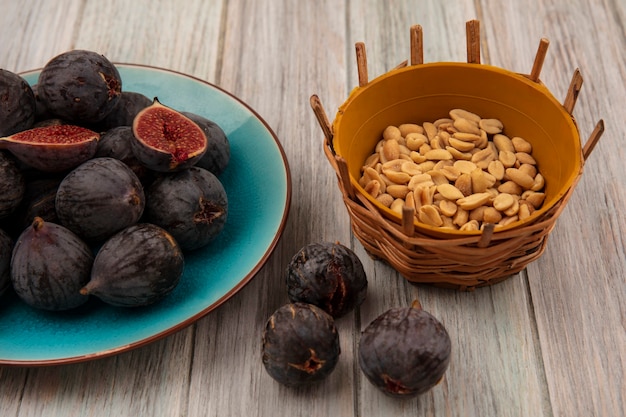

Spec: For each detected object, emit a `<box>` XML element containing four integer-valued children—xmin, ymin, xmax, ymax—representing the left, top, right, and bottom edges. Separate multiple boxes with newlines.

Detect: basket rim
<box><xmin>331</xmin><ymin>61</ymin><xmax>583</xmax><ymax>238</ymax></box>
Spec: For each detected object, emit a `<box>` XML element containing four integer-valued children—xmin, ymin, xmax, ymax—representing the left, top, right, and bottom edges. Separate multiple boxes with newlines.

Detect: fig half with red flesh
<box><xmin>0</xmin><ymin>124</ymin><xmax>99</xmax><ymax>172</ymax></box>
<box><xmin>131</xmin><ymin>99</ymin><xmax>207</xmax><ymax>172</ymax></box>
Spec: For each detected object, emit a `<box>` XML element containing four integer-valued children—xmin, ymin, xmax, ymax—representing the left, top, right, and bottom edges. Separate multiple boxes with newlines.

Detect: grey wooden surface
<box><xmin>1</xmin><ymin>0</ymin><xmax>624</xmax><ymax>416</ymax></box>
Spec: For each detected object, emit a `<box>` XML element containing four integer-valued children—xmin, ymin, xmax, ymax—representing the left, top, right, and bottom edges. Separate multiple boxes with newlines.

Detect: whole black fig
<box><xmin>286</xmin><ymin>242</ymin><xmax>367</xmax><ymax>318</ymax></box>
<box><xmin>182</xmin><ymin>112</ymin><xmax>230</xmax><ymax>176</ymax></box>
<box><xmin>0</xmin><ymin>150</ymin><xmax>25</xmax><ymax>219</ymax></box>
<box><xmin>95</xmin><ymin>126</ymin><xmax>150</xmax><ymax>182</ymax></box>
<box><xmin>96</xmin><ymin>91</ymin><xmax>152</xmax><ymax>130</ymax></box>
<box><xmin>55</xmin><ymin>157</ymin><xmax>145</xmax><ymax>242</ymax></box>
<box><xmin>17</xmin><ymin>177</ymin><xmax>61</xmax><ymax>230</ymax></box>
<box><xmin>262</xmin><ymin>302</ymin><xmax>340</xmax><ymax>387</ymax></box>
<box><xmin>81</xmin><ymin>223</ymin><xmax>184</xmax><ymax>307</ymax></box>
<box><xmin>10</xmin><ymin>217</ymin><xmax>93</xmax><ymax>311</ymax></box>
<box><xmin>0</xmin><ymin>228</ymin><xmax>12</xmax><ymax>297</ymax></box>
<box><xmin>358</xmin><ymin>301</ymin><xmax>451</xmax><ymax>398</ymax></box>
<box><xmin>37</xmin><ymin>50</ymin><xmax>122</xmax><ymax>123</ymax></box>
<box><xmin>145</xmin><ymin>166</ymin><xmax>227</xmax><ymax>251</ymax></box>
<box><xmin>0</xmin><ymin>69</ymin><xmax>36</xmax><ymax>136</ymax></box>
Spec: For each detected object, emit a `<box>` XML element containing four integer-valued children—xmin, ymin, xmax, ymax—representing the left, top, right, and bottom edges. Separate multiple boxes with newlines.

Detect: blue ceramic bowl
<box><xmin>0</xmin><ymin>64</ymin><xmax>291</xmax><ymax>365</ymax></box>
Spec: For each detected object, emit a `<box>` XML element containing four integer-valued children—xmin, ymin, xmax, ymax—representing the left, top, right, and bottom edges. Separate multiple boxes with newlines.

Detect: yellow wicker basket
<box><xmin>310</xmin><ymin>21</ymin><xmax>603</xmax><ymax>290</ymax></box>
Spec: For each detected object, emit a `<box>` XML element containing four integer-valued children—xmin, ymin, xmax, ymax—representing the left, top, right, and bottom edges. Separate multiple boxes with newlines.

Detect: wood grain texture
<box><xmin>479</xmin><ymin>1</ymin><xmax>625</xmax><ymax>416</ymax></box>
<box><xmin>0</xmin><ymin>0</ymin><xmax>623</xmax><ymax>416</ymax></box>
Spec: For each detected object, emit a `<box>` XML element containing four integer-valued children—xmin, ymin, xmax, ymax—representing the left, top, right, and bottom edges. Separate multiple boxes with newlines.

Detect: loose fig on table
<box><xmin>286</xmin><ymin>241</ymin><xmax>368</xmax><ymax>318</ymax></box>
<box><xmin>358</xmin><ymin>301</ymin><xmax>452</xmax><ymax>398</ymax></box>
<box><xmin>262</xmin><ymin>302</ymin><xmax>341</xmax><ymax>387</ymax></box>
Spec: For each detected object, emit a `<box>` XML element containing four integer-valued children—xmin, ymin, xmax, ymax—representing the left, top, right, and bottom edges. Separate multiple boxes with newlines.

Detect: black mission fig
<box><xmin>131</xmin><ymin>98</ymin><xmax>207</xmax><ymax>172</ymax></box>
<box><xmin>10</xmin><ymin>217</ymin><xmax>93</xmax><ymax>311</ymax></box>
<box><xmin>55</xmin><ymin>157</ymin><xmax>145</xmax><ymax>242</ymax></box>
<box><xmin>95</xmin><ymin>126</ymin><xmax>151</xmax><ymax>182</ymax></box>
<box><xmin>0</xmin><ymin>124</ymin><xmax>100</xmax><ymax>172</ymax></box>
<box><xmin>37</xmin><ymin>50</ymin><xmax>122</xmax><ymax>123</ymax></box>
<box><xmin>145</xmin><ymin>166</ymin><xmax>228</xmax><ymax>251</ymax></box>
<box><xmin>287</xmin><ymin>242</ymin><xmax>367</xmax><ymax>318</ymax></box>
<box><xmin>0</xmin><ymin>69</ymin><xmax>36</xmax><ymax>137</ymax></box>
<box><xmin>358</xmin><ymin>301</ymin><xmax>451</xmax><ymax>398</ymax></box>
<box><xmin>95</xmin><ymin>91</ymin><xmax>152</xmax><ymax>131</ymax></box>
<box><xmin>17</xmin><ymin>177</ymin><xmax>61</xmax><ymax>231</ymax></box>
<box><xmin>81</xmin><ymin>223</ymin><xmax>184</xmax><ymax>307</ymax></box>
<box><xmin>182</xmin><ymin>111</ymin><xmax>230</xmax><ymax>176</ymax></box>
<box><xmin>262</xmin><ymin>302</ymin><xmax>341</xmax><ymax>387</ymax></box>
<box><xmin>0</xmin><ymin>228</ymin><xmax>12</xmax><ymax>297</ymax></box>
<box><xmin>0</xmin><ymin>151</ymin><xmax>25</xmax><ymax>219</ymax></box>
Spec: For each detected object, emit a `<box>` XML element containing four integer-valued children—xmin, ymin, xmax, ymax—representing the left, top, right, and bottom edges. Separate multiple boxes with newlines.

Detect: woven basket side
<box><xmin>323</xmin><ymin>136</ymin><xmax>578</xmax><ymax>290</ymax></box>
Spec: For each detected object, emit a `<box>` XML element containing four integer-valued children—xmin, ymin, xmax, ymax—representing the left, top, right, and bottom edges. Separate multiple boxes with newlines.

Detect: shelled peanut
<box><xmin>358</xmin><ymin>108</ymin><xmax>546</xmax><ymax>231</ymax></box>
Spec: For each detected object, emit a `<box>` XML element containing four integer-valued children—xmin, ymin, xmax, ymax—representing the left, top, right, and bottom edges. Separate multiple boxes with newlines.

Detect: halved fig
<box><xmin>131</xmin><ymin>98</ymin><xmax>207</xmax><ymax>172</ymax></box>
<box><xmin>0</xmin><ymin>124</ymin><xmax>99</xmax><ymax>172</ymax></box>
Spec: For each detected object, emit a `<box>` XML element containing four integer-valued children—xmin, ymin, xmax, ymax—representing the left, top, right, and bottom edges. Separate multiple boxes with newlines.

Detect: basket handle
<box><xmin>529</xmin><ymin>38</ymin><xmax>550</xmax><ymax>82</ymax></box>
<box><xmin>356</xmin><ymin>42</ymin><xmax>369</xmax><ymax>87</ymax></box>
<box><xmin>559</xmin><ymin>69</ymin><xmax>604</xmax><ymax>161</ymax></box>
<box><xmin>410</xmin><ymin>24</ymin><xmax>424</xmax><ymax>66</ymax></box>
<box><xmin>583</xmin><ymin>119</ymin><xmax>604</xmax><ymax>161</ymax></box>
<box><xmin>466</xmin><ymin>20</ymin><xmax>481</xmax><ymax>64</ymax></box>
<box><xmin>563</xmin><ymin>68</ymin><xmax>583</xmax><ymax>114</ymax></box>
<box><xmin>310</xmin><ymin>94</ymin><xmax>334</xmax><ymax>153</ymax></box>
<box><xmin>310</xmin><ymin>94</ymin><xmax>356</xmax><ymax>200</ymax></box>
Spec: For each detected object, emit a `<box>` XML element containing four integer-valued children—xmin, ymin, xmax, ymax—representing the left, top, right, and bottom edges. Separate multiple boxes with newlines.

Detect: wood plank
<box><xmin>11</xmin><ymin>331</ymin><xmax>193</xmax><ymax>417</ymax></box>
<box><xmin>187</xmin><ymin>1</ymin><xmax>356</xmax><ymax>416</ymax></box>
<box><xmin>0</xmin><ymin>2</ymin><xmax>223</xmax><ymax>417</ymax></box>
<box><xmin>346</xmin><ymin>2</ymin><xmax>552</xmax><ymax>417</ymax></box>
<box><xmin>0</xmin><ymin>367</ymin><xmax>28</xmax><ymax>417</ymax></box>
<box><xmin>344</xmin><ymin>2</ymin><xmax>550</xmax><ymax>416</ymax></box>
<box><xmin>480</xmin><ymin>0</ymin><xmax>626</xmax><ymax>416</ymax></box>
<box><xmin>0</xmin><ymin>0</ymin><xmax>82</xmax><ymax>72</ymax></box>
<box><xmin>74</xmin><ymin>0</ymin><xmax>225</xmax><ymax>82</ymax></box>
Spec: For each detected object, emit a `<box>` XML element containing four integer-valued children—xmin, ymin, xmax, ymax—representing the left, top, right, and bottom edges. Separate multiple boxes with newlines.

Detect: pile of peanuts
<box><xmin>358</xmin><ymin>108</ymin><xmax>546</xmax><ymax>231</ymax></box>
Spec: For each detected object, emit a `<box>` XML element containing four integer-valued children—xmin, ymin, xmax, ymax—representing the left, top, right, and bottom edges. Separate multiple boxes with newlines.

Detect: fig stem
<box><xmin>411</xmin><ymin>299</ymin><xmax>423</xmax><ymax>310</ymax></box>
<box><xmin>79</xmin><ymin>282</ymin><xmax>94</xmax><ymax>296</ymax></box>
<box><xmin>32</xmin><ymin>216</ymin><xmax>45</xmax><ymax>232</ymax></box>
